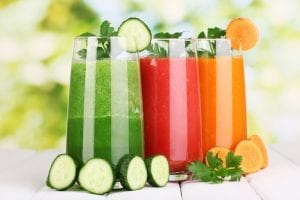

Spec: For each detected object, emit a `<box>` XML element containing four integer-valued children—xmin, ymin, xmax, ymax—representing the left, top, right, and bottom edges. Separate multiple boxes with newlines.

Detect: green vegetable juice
<box><xmin>66</xmin><ymin>59</ymin><xmax>143</xmax><ymax>165</ymax></box>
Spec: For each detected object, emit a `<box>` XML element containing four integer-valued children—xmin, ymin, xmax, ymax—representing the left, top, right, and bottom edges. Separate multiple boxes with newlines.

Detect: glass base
<box><xmin>169</xmin><ymin>172</ymin><xmax>190</xmax><ymax>182</ymax></box>
<box><xmin>113</xmin><ymin>172</ymin><xmax>190</xmax><ymax>189</ymax></box>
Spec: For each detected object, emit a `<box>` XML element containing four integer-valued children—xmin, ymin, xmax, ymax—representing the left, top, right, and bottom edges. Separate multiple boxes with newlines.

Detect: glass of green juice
<box><xmin>66</xmin><ymin>36</ymin><xmax>143</xmax><ymax>165</ymax></box>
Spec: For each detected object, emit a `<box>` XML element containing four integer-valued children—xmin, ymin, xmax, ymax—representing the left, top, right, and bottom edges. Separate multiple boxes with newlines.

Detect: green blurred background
<box><xmin>1</xmin><ymin>0</ymin><xmax>300</xmax><ymax>149</ymax></box>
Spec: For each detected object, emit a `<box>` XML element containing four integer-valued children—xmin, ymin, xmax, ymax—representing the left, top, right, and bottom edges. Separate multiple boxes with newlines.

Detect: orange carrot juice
<box><xmin>198</xmin><ymin>56</ymin><xmax>247</xmax><ymax>155</ymax></box>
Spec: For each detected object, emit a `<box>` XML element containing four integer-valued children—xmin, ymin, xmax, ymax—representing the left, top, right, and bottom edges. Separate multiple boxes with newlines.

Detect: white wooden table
<box><xmin>1</xmin><ymin>142</ymin><xmax>300</xmax><ymax>200</ymax></box>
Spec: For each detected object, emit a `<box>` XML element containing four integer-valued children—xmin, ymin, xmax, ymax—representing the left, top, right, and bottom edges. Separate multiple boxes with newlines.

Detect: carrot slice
<box><xmin>206</xmin><ymin>147</ymin><xmax>230</xmax><ymax>167</ymax></box>
<box><xmin>249</xmin><ymin>134</ymin><xmax>268</xmax><ymax>169</ymax></box>
<box><xmin>226</xmin><ymin>18</ymin><xmax>259</xmax><ymax>51</ymax></box>
<box><xmin>235</xmin><ymin>140</ymin><xmax>263</xmax><ymax>174</ymax></box>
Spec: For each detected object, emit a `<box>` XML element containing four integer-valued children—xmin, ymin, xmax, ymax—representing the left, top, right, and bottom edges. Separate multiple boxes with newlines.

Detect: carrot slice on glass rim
<box><xmin>226</xmin><ymin>18</ymin><xmax>259</xmax><ymax>51</ymax></box>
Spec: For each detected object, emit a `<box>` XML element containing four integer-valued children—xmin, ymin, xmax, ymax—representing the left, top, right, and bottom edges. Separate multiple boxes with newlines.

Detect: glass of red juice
<box><xmin>139</xmin><ymin>39</ymin><xmax>203</xmax><ymax>181</ymax></box>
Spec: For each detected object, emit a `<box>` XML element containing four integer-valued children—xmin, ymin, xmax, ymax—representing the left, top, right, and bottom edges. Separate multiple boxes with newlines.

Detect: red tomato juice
<box><xmin>140</xmin><ymin>57</ymin><xmax>203</xmax><ymax>172</ymax></box>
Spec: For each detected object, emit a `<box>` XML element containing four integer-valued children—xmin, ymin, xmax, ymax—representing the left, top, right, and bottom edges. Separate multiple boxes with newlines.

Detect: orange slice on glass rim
<box><xmin>226</xmin><ymin>18</ymin><xmax>259</xmax><ymax>51</ymax></box>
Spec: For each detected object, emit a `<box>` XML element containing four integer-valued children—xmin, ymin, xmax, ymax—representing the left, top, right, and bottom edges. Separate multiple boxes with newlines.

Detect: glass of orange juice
<box><xmin>196</xmin><ymin>39</ymin><xmax>247</xmax><ymax>155</ymax></box>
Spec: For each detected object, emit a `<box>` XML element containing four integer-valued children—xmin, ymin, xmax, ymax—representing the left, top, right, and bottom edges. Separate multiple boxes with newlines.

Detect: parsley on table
<box><xmin>146</xmin><ymin>32</ymin><xmax>182</xmax><ymax>57</ymax></box>
<box><xmin>188</xmin><ymin>151</ymin><xmax>243</xmax><ymax>183</ymax></box>
<box><xmin>197</xmin><ymin>27</ymin><xmax>226</xmax><ymax>57</ymax></box>
<box><xmin>77</xmin><ymin>20</ymin><xmax>118</xmax><ymax>59</ymax></box>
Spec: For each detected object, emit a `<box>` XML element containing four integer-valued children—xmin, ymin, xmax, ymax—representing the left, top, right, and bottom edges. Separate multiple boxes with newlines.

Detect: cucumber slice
<box><xmin>78</xmin><ymin>158</ymin><xmax>115</xmax><ymax>194</ymax></box>
<box><xmin>117</xmin><ymin>154</ymin><xmax>147</xmax><ymax>190</ymax></box>
<box><xmin>145</xmin><ymin>155</ymin><xmax>169</xmax><ymax>187</ymax></box>
<box><xmin>118</xmin><ymin>17</ymin><xmax>152</xmax><ymax>52</ymax></box>
<box><xmin>46</xmin><ymin>154</ymin><xmax>78</xmax><ymax>190</ymax></box>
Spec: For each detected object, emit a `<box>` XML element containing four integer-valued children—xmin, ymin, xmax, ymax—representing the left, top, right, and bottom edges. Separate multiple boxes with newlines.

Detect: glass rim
<box><xmin>74</xmin><ymin>36</ymin><xmax>130</xmax><ymax>39</ymax></box>
<box><xmin>74</xmin><ymin>37</ymin><xmax>234</xmax><ymax>42</ymax></box>
<box><xmin>195</xmin><ymin>38</ymin><xmax>232</xmax><ymax>41</ymax></box>
<box><xmin>151</xmin><ymin>38</ymin><xmax>194</xmax><ymax>42</ymax></box>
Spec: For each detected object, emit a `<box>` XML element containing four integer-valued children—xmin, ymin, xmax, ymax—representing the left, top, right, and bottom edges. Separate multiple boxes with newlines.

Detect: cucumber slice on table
<box><xmin>117</xmin><ymin>154</ymin><xmax>147</xmax><ymax>190</ymax></box>
<box><xmin>145</xmin><ymin>155</ymin><xmax>170</xmax><ymax>187</ymax></box>
<box><xmin>118</xmin><ymin>17</ymin><xmax>152</xmax><ymax>52</ymax></box>
<box><xmin>78</xmin><ymin>158</ymin><xmax>115</xmax><ymax>194</ymax></box>
<box><xmin>46</xmin><ymin>154</ymin><xmax>78</xmax><ymax>190</ymax></box>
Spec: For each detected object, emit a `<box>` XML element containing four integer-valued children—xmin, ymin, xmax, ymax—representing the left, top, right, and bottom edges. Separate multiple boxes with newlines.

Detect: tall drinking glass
<box><xmin>66</xmin><ymin>37</ymin><xmax>143</xmax><ymax>165</ymax></box>
<box><xmin>140</xmin><ymin>39</ymin><xmax>203</xmax><ymax>180</ymax></box>
<box><xmin>196</xmin><ymin>39</ymin><xmax>247</xmax><ymax>155</ymax></box>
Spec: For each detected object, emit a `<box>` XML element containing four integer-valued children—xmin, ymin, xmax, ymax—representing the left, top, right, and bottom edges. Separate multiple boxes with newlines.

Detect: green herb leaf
<box><xmin>197</xmin><ymin>31</ymin><xmax>206</xmax><ymax>39</ymax></box>
<box><xmin>227</xmin><ymin>168</ymin><xmax>244</xmax><ymax>181</ymax></box>
<box><xmin>206</xmin><ymin>151</ymin><xmax>223</xmax><ymax>169</ymax></box>
<box><xmin>79</xmin><ymin>32</ymin><xmax>96</xmax><ymax>37</ymax></box>
<box><xmin>78</xmin><ymin>48</ymin><xmax>87</xmax><ymax>59</ymax></box>
<box><xmin>197</xmin><ymin>27</ymin><xmax>226</xmax><ymax>57</ymax></box>
<box><xmin>147</xmin><ymin>31</ymin><xmax>182</xmax><ymax>57</ymax></box>
<box><xmin>188</xmin><ymin>151</ymin><xmax>244</xmax><ymax>183</ymax></box>
<box><xmin>188</xmin><ymin>161</ymin><xmax>219</xmax><ymax>183</ymax></box>
<box><xmin>154</xmin><ymin>32</ymin><xmax>182</xmax><ymax>39</ymax></box>
<box><xmin>77</xmin><ymin>20</ymin><xmax>118</xmax><ymax>59</ymax></box>
<box><xmin>146</xmin><ymin>43</ymin><xmax>167</xmax><ymax>57</ymax></box>
<box><xmin>207</xmin><ymin>27</ymin><xmax>226</xmax><ymax>39</ymax></box>
<box><xmin>226</xmin><ymin>152</ymin><xmax>243</xmax><ymax>168</ymax></box>
<box><xmin>100</xmin><ymin>20</ymin><xmax>117</xmax><ymax>37</ymax></box>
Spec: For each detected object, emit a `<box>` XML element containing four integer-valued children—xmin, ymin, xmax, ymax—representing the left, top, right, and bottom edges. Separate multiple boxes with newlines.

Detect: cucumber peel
<box><xmin>78</xmin><ymin>158</ymin><xmax>115</xmax><ymax>194</ymax></box>
<box><xmin>145</xmin><ymin>155</ymin><xmax>169</xmax><ymax>187</ymax></box>
<box><xmin>46</xmin><ymin>154</ymin><xmax>79</xmax><ymax>190</ymax></box>
<box><xmin>117</xmin><ymin>154</ymin><xmax>147</xmax><ymax>190</ymax></box>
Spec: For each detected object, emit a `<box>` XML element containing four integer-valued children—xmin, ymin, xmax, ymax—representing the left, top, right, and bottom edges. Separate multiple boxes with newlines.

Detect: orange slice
<box><xmin>206</xmin><ymin>147</ymin><xmax>230</xmax><ymax>167</ymax></box>
<box><xmin>249</xmin><ymin>134</ymin><xmax>268</xmax><ymax>169</ymax></box>
<box><xmin>235</xmin><ymin>140</ymin><xmax>263</xmax><ymax>174</ymax></box>
<box><xmin>226</xmin><ymin>18</ymin><xmax>259</xmax><ymax>51</ymax></box>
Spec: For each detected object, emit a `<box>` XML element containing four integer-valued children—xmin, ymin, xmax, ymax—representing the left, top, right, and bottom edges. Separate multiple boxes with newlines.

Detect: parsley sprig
<box><xmin>188</xmin><ymin>152</ymin><xmax>243</xmax><ymax>183</ymax></box>
<box><xmin>197</xmin><ymin>27</ymin><xmax>226</xmax><ymax>57</ymax></box>
<box><xmin>77</xmin><ymin>20</ymin><xmax>117</xmax><ymax>59</ymax></box>
<box><xmin>146</xmin><ymin>32</ymin><xmax>182</xmax><ymax>57</ymax></box>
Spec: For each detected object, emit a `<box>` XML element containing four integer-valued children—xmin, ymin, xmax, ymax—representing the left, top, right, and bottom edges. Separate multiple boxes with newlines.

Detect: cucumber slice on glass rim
<box><xmin>118</xmin><ymin>17</ymin><xmax>152</xmax><ymax>52</ymax></box>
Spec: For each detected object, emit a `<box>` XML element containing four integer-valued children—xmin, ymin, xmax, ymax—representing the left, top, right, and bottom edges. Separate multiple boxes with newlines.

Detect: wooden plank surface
<box><xmin>1</xmin><ymin>144</ymin><xmax>300</xmax><ymax>200</ymax></box>
<box><xmin>181</xmin><ymin>178</ymin><xmax>261</xmax><ymax>200</ymax></box>
<box><xmin>0</xmin><ymin>149</ymin><xmax>36</xmax><ymax>172</ymax></box>
<box><xmin>245</xmin><ymin>147</ymin><xmax>300</xmax><ymax>200</ymax></box>
<box><xmin>0</xmin><ymin>150</ymin><xmax>61</xmax><ymax>200</ymax></box>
